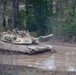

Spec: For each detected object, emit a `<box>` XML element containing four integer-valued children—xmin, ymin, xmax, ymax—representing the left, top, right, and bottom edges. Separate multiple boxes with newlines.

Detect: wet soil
<box><xmin>0</xmin><ymin>44</ymin><xmax>76</xmax><ymax>72</ymax></box>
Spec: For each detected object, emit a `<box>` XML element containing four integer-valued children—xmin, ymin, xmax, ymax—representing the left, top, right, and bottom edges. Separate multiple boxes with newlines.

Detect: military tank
<box><xmin>0</xmin><ymin>29</ymin><xmax>55</xmax><ymax>54</ymax></box>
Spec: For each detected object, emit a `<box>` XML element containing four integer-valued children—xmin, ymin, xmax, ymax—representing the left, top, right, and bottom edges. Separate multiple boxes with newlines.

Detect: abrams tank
<box><xmin>0</xmin><ymin>29</ymin><xmax>55</xmax><ymax>54</ymax></box>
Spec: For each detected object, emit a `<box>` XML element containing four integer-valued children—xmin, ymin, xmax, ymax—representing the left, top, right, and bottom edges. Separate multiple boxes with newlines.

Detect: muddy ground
<box><xmin>0</xmin><ymin>42</ymin><xmax>76</xmax><ymax>75</ymax></box>
<box><xmin>0</xmin><ymin>65</ymin><xmax>76</xmax><ymax>75</ymax></box>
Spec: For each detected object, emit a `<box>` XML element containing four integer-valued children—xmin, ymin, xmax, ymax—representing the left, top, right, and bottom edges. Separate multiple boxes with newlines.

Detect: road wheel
<box><xmin>29</xmin><ymin>50</ymin><xmax>35</xmax><ymax>55</ymax></box>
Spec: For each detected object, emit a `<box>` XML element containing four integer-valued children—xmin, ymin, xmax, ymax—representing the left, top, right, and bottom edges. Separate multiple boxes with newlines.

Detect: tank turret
<box><xmin>0</xmin><ymin>30</ymin><xmax>16</xmax><ymax>42</ymax></box>
<box><xmin>13</xmin><ymin>30</ymin><xmax>53</xmax><ymax>44</ymax></box>
<box><xmin>0</xmin><ymin>29</ymin><xmax>53</xmax><ymax>44</ymax></box>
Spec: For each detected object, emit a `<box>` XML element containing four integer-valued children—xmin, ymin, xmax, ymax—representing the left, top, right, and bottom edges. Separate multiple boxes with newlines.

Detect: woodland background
<box><xmin>0</xmin><ymin>0</ymin><xmax>76</xmax><ymax>42</ymax></box>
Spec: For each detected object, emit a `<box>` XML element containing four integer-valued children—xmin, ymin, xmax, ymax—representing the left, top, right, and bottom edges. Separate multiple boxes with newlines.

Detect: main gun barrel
<box><xmin>35</xmin><ymin>34</ymin><xmax>53</xmax><ymax>40</ymax></box>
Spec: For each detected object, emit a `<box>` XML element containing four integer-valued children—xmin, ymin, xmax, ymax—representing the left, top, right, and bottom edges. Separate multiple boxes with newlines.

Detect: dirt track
<box><xmin>0</xmin><ymin>43</ymin><xmax>76</xmax><ymax>72</ymax></box>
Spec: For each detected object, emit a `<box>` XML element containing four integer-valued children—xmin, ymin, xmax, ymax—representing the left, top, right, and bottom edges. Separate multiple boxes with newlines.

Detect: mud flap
<box><xmin>51</xmin><ymin>48</ymin><xmax>56</xmax><ymax>53</ymax></box>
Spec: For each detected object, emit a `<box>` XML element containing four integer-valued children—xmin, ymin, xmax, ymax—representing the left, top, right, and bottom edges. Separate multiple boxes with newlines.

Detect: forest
<box><xmin>0</xmin><ymin>0</ymin><xmax>76</xmax><ymax>42</ymax></box>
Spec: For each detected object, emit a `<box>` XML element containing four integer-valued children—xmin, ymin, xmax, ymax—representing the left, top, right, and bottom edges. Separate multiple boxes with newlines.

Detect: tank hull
<box><xmin>0</xmin><ymin>41</ymin><xmax>53</xmax><ymax>54</ymax></box>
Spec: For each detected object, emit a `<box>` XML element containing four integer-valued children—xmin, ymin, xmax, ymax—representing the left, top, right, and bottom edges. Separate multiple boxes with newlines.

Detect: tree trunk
<box><xmin>12</xmin><ymin>0</ymin><xmax>16</xmax><ymax>28</ymax></box>
<box><xmin>25</xmin><ymin>0</ymin><xmax>28</xmax><ymax>15</ymax></box>
<box><xmin>15</xmin><ymin>0</ymin><xmax>19</xmax><ymax>17</ymax></box>
<box><xmin>50</xmin><ymin>0</ymin><xmax>53</xmax><ymax>15</ymax></box>
<box><xmin>2</xmin><ymin>0</ymin><xmax>6</xmax><ymax>27</ymax></box>
<box><xmin>25</xmin><ymin>0</ymin><xmax>28</xmax><ymax>30</ymax></box>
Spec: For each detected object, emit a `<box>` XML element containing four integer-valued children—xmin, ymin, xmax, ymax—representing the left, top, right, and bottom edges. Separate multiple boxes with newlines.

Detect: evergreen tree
<box><xmin>26</xmin><ymin>0</ymin><xmax>51</xmax><ymax>35</ymax></box>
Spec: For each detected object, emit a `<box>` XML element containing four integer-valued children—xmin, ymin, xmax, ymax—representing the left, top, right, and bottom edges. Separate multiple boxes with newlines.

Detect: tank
<box><xmin>0</xmin><ymin>29</ymin><xmax>55</xmax><ymax>54</ymax></box>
